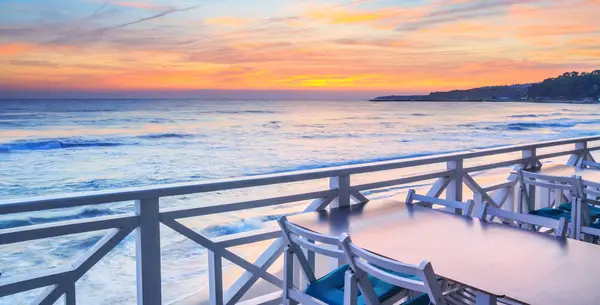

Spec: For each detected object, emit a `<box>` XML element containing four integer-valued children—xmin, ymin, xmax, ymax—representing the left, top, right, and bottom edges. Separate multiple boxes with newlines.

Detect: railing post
<box><xmin>65</xmin><ymin>282</ymin><xmax>75</xmax><ymax>305</ymax></box>
<box><xmin>208</xmin><ymin>250</ymin><xmax>223</xmax><ymax>305</ymax></box>
<box><xmin>446</xmin><ymin>160</ymin><xmax>463</xmax><ymax>210</ymax></box>
<box><xmin>325</xmin><ymin>175</ymin><xmax>351</xmax><ymax>270</ymax></box>
<box><xmin>521</xmin><ymin>149</ymin><xmax>537</xmax><ymax>212</ymax></box>
<box><xmin>568</xmin><ymin>141</ymin><xmax>588</xmax><ymax>166</ymax></box>
<box><xmin>330</xmin><ymin>174</ymin><xmax>350</xmax><ymax>209</ymax></box>
<box><xmin>135</xmin><ymin>198</ymin><xmax>162</xmax><ymax>305</ymax></box>
<box><xmin>522</xmin><ymin>147</ymin><xmax>538</xmax><ymax>169</ymax></box>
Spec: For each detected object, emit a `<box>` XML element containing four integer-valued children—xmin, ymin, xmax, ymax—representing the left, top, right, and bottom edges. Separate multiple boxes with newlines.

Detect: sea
<box><xmin>1</xmin><ymin>99</ymin><xmax>600</xmax><ymax>304</ymax></box>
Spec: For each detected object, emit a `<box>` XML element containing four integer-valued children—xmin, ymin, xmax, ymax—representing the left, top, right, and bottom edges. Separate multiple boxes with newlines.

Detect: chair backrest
<box><xmin>579</xmin><ymin>223</ymin><xmax>600</xmax><ymax>241</ymax></box>
<box><xmin>406</xmin><ymin>189</ymin><xmax>474</xmax><ymax>217</ymax></box>
<box><xmin>518</xmin><ymin>170</ymin><xmax>584</xmax><ymax>208</ymax></box>
<box><xmin>576</xmin><ymin>180</ymin><xmax>600</xmax><ymax>241</ymax></box>
<box><xmin>573</xmin><ymin>180</ymin><xmax>600</xmax><ymax>232</ymax></box>
<box><xmin>339</xmin><ymin>233</ymin><xmax>446</xmax><ymax>305</ymax></box>
<box><xmin>582</xmin><ymin>179</ymin><xmax>600</xmax><ymax>200</ymax></box>
<box><xmin>278</xmin><ymin>216</ymin><xmax>343</xmax><ymax>283</ymax></box>
<box><xmin>578</xmin><ymin>199</ymin><xmax>600</xmax><ymax>240</ymax></box>
<box><xmin>476</xmin><ymin>201</ymin><xmax>568</xmax><ymax>237</ymax></box>
<box><xmin>575</xmin><ymin>196</ymin><xmax>599</xmax><ymax>241</ymax></box>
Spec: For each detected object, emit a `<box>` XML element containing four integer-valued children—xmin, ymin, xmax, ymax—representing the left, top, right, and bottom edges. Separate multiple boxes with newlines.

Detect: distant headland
<box><xmin>371</xmin><ymin>70</ymin><xmax>600</xmax><ymax>104</ymax></box>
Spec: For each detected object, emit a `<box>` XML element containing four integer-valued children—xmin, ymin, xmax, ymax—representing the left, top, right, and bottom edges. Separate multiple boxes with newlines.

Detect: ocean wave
<box><xmin>508</xmin><ymin>114</ymin><xmax>542</xmax><ymax>118</ymax></box>
<box><xmin>64</xmin><ymin>109</ymin><xmax>120</xmax><ymax>113</ymax></box>
<box><xmin>262</xmin><ymin>121</ymin><xmax>281</xmax><ymax>129</ymax></box>
<box><xmin>51</xmin><ymin>235</ymin><xmax>105</xmax><ymax>254</ymax></box>
<box><xmin>0</xmin><ymin>121</ymin><xmax>32</xmax><ymax>127</ymax></box>
<box><xmin>215</xmin><ymin>110</ymin><xmax>275</xmax><ymax>114</ymax></box>
<box><xmin>260</xmin><ymin>148</ymin><xmax>467</xmax><ymax>175</ymax></box>
<box><xmin>0</xmin><ymin>140</ymin><xmax>123</xmax><ymax>152</ymax></box>
<box><xmin>0</xmin><ymin>132</ymin><xmax>200</xmax><ymax>152</ymax></box>
<box><xmin>0</xmin><ymin>206</ymin><xmax>118</xmax><ymax>229</ymax></box>
<box><xmin>301</xmin><ymin>134</ymin><xmax>361</xmax><ymax>139</ymax></box>
<box><xmin>0</xmin><ymin>114</ymin><xmax>41</xmax><ymax>120</ymax></box>
<box><xmin>512</xmin><ymin>120</ymin><xmax>600</xmax><ymax>129</ymax></box>
<box><xmin>507</xmin><ymin>113</ymin><xmax>563</xmax><ymax>118</ymax></box>
<box><xmin>137</xmin><ymin>133</ymin><xmax>195</xmax><ymax>139</ymax></box>
<box><xmin>292</xmin><ymin>124</ymin><xmax>326</xmax><ymax>128</ymax></box>
<box><xmin>483</xmin><ymin>118</ymin><xmax>600</xmax><ymax>131</ymax></box>
<box><xmin>202</xmin><ymin>221</ymin><xmax>262</xmax><ymax>238</ymax></box>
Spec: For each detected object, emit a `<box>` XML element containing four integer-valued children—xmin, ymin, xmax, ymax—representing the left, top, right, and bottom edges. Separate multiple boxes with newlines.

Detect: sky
<box><xmin>0</xmin><ymin>0</ymin><xmax>599</xmax><ymax>98</ymax></box>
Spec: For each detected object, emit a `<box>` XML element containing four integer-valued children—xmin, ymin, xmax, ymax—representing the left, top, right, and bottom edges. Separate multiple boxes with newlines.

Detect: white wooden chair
<box><xmin>278</xmin><ymin>215</ymin><xmax>345</xmax><ymax>305</ymax></box>
<box><xmin>583</xmin><ymin>179</ymin><xmax>600</xmax><ymax>201</ymax></box>
<box><xmin>576</xmin><ymin>180</ymin><xmax>600</xmax><ymax>242</ymax></box>
<box><xmin>406</xmin><ymin>189</ymin><xmax>474</xmax><ymax>217</ymax></box>
<box><xmin>475</xmin><ymin>200</ymin><xmax>568</xmax><ymax>237</ymax></box>
<box><xmin>340</xmin><ymin>233</ymin><xmax>486</xmax><ymax>305</ymax></box>
<box><xmin>517</xmin><ymin>170</ymin><xmax>582</xmax><ymax>221</ymax></box>
<box><xmin>277</xmin><ymin>216</ymin><xmax>409</xmax><ymax>305</ymax></box>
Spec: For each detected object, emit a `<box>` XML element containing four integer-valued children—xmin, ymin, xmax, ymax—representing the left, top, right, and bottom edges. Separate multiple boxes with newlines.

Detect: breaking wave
<box><xmin>137</xmin><ymin>133</ymin><xmax>195</xmax><ymax>139</ymax></box>
<box><xmin>0</xmin><ymin>140</ymin><xmax>123</xmax><ymax>152</ymax></box>
<box><xmin>484</xmin><ymin>119</ymin><xmax>600</xmax><ymax>131</ymax></box>
<box><xmin>0</xmin><ymin>206</ymin><xmax>119</xmax><ymax>229</ymax></box>
<box><xmin>214</xmin><ymin>110</ymin><xmax>275</xmax><ymax>114</ymax></box>
<box><xmin>0</xmin><ymin>132</ymin><xmax>202</xmax><ymax>152</ymax></box>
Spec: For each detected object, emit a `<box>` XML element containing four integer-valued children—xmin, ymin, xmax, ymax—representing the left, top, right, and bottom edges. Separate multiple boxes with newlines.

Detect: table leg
<box><xmin>475</xmin><ymin>291</ymin><xmax>497</xmax><ymax>305</ymax></box>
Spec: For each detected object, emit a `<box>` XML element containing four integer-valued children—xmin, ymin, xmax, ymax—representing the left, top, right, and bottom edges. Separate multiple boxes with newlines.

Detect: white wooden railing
<box><xmin>1</xmin><ymin>136</ymin><xmax>600</xmax><ymax>305</ymax></box>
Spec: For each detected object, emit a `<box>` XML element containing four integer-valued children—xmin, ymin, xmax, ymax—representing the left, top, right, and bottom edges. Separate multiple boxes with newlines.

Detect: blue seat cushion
<box><xmin>529</xmin><ymin>207</ymin><xmax>571</xmax><ymax>220</ymax></box>
<box><xmin>305</xmin><ymin>264</ymin><xmax>413</xmax><ymax>305</ymax></box>
<box><xmin>559</xmin><ymin>203</ymin><xmax>600</xmax><ymax>218</ymax></box>
<box><xmin>401</xmin><ymin>294</ymin><xmax>431</xmax><ymax>305</ymax></box>
<box><xmin>589</xmin><ymin>221</ymin><xmax>600</xmax><ymax>229</ymax></box>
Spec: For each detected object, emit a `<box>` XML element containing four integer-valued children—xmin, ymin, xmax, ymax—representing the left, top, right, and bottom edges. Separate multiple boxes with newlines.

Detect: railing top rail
<box><xmin>2</xmin><ymin>135</ymin><xmax>599</xmax><ymax>211</ymax></box>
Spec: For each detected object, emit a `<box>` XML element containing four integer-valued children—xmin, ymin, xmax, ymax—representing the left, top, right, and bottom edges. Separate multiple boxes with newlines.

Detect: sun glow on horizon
<box><xmin>0</xmin><ymin>0</ymin><xmax>599</xmax><ymax>95</ymax></box>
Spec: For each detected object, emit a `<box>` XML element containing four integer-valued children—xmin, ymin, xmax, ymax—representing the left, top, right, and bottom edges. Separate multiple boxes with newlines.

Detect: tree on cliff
<box><xmin>527</xmin><ymin>70</ymin><xmax>600</xmax><ymax>100</ymax></box>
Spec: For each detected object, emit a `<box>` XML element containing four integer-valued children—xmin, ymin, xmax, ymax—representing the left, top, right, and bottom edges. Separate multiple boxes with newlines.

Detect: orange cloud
<box><xmin>306</xmin><ymin>7</ymin><xmax>402</xmax><ymax>29</ymax></box>
<box><xmin>569</xmin><ymin>49</ymin><xmax>600</xmax><ymax>58</ymax></box>
<box><xmin>0</xmin><ymin>43</ymin><xmax>35</xmax><ymax>56</ymax></box>
<box><xmin>332</xmin><ymin>38</ymin><xmax>411</xmax><ymax>48</ymax></box>
<box><xmin>204</xmin><ymin>16</ymin><xmax>249</xmax><ymax>27</ymax></box>
<box><xmin>416</xmin><ymin>21</ymin><xmax>505</xmax><ymax>39</ymax></box>
<box><xmin>518</xmin><ymin>24</ymin><xmax>598</xmax><ymax>37</ymax></box>
<box><xmin>569</xmin><ymin>37</ymin><xmax>600</xmax><ymax>46</ymax></box>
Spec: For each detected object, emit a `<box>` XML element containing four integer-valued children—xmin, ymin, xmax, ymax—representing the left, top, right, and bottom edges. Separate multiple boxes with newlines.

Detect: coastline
<box><xmin>369</xmin><ymin>99</ymin><xmax>599</xmax><ymax>104</ymax></box>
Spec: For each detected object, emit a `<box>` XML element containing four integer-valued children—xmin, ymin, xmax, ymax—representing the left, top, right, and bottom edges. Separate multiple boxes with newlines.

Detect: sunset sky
<box><xmin>1</xmin><ymin>0</ymin><xmax>599</xmax><ymax>97</ymax></box>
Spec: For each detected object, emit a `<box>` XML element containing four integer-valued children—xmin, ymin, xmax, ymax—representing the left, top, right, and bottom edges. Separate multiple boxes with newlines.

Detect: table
<box><xmin>288</xmin><ymin>200</ymin><xmax>600</xmax><ymax>305</ymax></box>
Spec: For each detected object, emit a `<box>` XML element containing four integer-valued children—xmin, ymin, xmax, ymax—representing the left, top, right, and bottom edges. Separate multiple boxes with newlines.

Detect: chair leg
<box><xmin>475</xmin><ymin>291</ymin><xmax>496</xmax><ymax>305</ymax></box>
<box><xmin>344</xmin><ymin>270</ymin><xmax>358</xmax><ymax>305</ymax></box>
<box><xmin>283</xmin><ymin>247</ymin><xmax>298</xmax><ymax>305</ymax></box>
